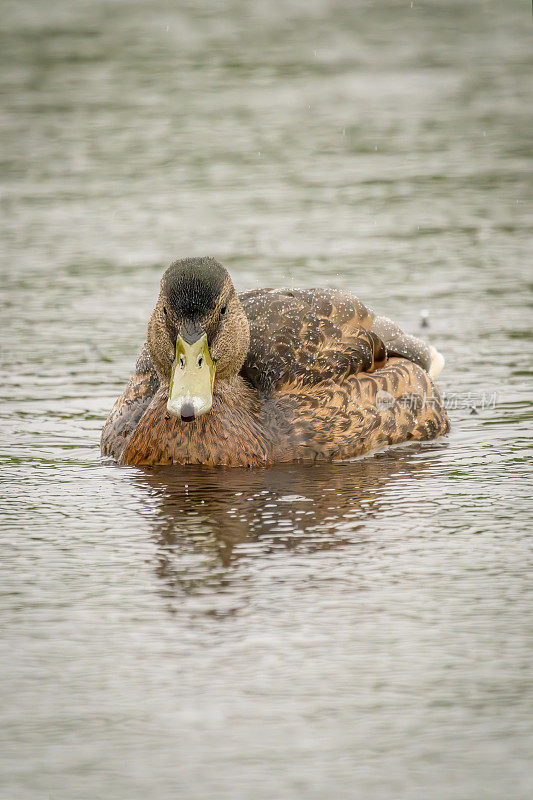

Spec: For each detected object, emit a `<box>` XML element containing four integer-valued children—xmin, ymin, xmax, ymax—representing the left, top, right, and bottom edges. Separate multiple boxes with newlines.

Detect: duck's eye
<box><xmin>197</xmin><ymin>357</ymin><xmax>203</xmax><ymax>368</ymax></box>
<box><xmin>220</xmin><ymin>305</ymin><xmax>227</xmax><ymax>316</ymax></box>
<box><xmin>163</xmin><ymin>306</ymin><xmax>168</xmax><ymax>316</ymax></box>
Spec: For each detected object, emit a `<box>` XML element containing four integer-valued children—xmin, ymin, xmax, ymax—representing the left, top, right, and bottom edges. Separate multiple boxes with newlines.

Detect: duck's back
<box><xmin>239</xmin><ymin>287</ymin><xmax>449</xmax><ymax>462</ymax></box>
<box><xmin>239</xmin><ymin>287</ymin><xmax>437</xmax><ymax>392</ymax></box>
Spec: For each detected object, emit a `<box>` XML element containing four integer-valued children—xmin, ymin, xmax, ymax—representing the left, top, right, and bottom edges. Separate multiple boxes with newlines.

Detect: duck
<box><xmin>101</xmin><ymin>257</ymin><xmax>449</xmax><ymax>467</ymax></box>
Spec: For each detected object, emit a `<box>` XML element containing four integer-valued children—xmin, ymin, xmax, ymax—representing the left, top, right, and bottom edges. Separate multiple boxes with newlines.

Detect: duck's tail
<box><xmin>428</xmin><ymin>345</ymin><xmax>445</xmax><ymax>378</ymax></box>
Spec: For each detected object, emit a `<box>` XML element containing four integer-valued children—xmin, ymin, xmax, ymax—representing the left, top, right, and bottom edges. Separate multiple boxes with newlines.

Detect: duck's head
<box><xmin>147</xmin><ymin>257</ymin><xmax>250</xmax><ymax>421</ymax></box>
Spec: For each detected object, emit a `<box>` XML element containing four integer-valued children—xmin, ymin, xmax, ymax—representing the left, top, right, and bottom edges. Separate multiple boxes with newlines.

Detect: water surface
<box><xmin>1</xmin><ymin>1</ymin><xmax>532</xmax><ymax>798</ymax></box>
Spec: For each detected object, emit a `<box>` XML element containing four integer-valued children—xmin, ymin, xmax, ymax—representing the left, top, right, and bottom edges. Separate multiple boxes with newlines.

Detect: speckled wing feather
<box><xmin>240</xmin><ymin>287</ymin><xmax>441</xmax><ymax>390</ymax></box>
<box><xmin>240</xmin><ymin>288</ymin><xmax>387</xmax><ymax>393</ymax></box>
<box><xmin>100</xmin><ymin>343</ymin><xmax>160</xmax><ymax>462</ymax></box>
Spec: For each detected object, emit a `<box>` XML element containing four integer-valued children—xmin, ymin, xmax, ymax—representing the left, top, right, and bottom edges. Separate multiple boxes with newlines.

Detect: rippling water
<box><xmin>1</xmin><ymin>1</ymin><xmax>532</xmax><ymax>798</ymax></box>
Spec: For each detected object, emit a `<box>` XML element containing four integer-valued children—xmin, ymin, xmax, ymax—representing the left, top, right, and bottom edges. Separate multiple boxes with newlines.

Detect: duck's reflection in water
<box><xmin>132</xmin><ymin>444</ymin><xmax>445</xmax><ymax>604</ymax></box>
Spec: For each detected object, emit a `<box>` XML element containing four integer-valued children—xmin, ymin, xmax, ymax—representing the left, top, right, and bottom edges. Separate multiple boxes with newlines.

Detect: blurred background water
<box><xmin>1</xmin><ymin>1</ymin><xmax>532</xmax><ymax>798</ymax></box>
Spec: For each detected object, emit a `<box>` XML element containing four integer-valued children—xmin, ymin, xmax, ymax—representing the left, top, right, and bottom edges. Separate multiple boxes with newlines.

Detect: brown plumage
<box><xmin>101</xmin><ymin>258</ymin><xmax>449</xmax><ymax>467</ymax></box>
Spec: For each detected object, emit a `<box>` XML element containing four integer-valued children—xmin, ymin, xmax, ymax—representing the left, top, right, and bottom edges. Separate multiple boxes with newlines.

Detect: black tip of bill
<box><xmin>180</xmin><ymin>402</ymin><xmax>196</xmax><ymax>422</ymax></box>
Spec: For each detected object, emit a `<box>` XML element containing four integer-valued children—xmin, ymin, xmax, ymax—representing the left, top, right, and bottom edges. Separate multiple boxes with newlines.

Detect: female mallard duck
<box><xmin>101</xmin><ymin>257</ymin><xmax>449</xmax><ymax>467</ymax></box>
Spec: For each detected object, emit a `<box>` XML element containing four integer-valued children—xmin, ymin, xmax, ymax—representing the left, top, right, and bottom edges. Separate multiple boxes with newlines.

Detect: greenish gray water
<box><xmin>1</xmin><ymin>1</ymin><xmax>532</xmax><ymax>798</ymax></box>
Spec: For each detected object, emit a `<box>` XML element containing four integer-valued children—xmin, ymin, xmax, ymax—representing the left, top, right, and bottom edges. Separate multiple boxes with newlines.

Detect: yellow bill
<box><xmin>166</xmin><ymin>333</ymin><xmax>215</xmax><ymax>421</ymax></box>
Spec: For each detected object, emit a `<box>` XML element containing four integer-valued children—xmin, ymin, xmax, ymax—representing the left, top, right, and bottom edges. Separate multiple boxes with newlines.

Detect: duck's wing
<box><xmin>100</xmin><ymin>343</ymin><xmax>160</xmax><ymax>461</ymax></box>
<box><xmin>239</xmin><ymin>288</ymin><xmax>387</xmax><ymax>394</ymax></box>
